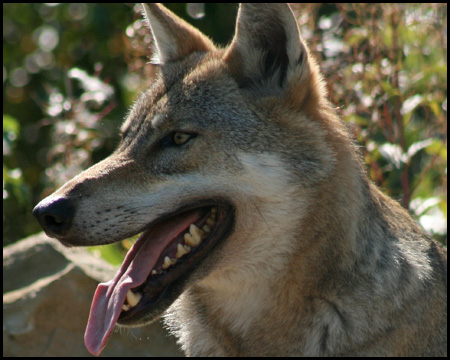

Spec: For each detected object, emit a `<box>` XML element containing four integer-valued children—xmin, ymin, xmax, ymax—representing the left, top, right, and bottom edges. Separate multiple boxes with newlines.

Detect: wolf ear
<box><xmin>142</xmin><ymin>3</ymin><xmax>215</xmax><ymax>64</ymax></box>
<box><xmin>224</xmin><ymin>4</ymin><xmax>314</xmax><ymax>98</ymax></box>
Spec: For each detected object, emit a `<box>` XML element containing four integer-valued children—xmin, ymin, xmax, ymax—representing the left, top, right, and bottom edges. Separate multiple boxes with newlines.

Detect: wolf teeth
<box><xmin>176</xmin><ymin>243</ymin><xmax>191</xmax><ymax>258</ymax></box>
<box><xmin>123</xmin><ymin>290</ymin><xmax>142</xmax><ymax>311</ymax></box>
<box><xmin>183</xmin><ymin>209</ymin><xmax>217</xmax><ymax>247</ymax></box>
<box><xmin>162</xmin><ymin>256</ymin><xmax>177</xmax><ymax>269</ymax></box>
<box><xmin>202</xmin><ymin>224</ymin><xmax>211</xmax><ymax>233</ymax></box>
<box><xmin>184</xmin><ymin>232</ymin><xmax>200</xmax><ymax>247</ymax></box>
<box><xmin>206</xmin><ymin>208</ymin><xmax>216</xmax><ymax>227</ymax></box>
<box><xmin>150</xmin><ymin>208</ymin><xmax>218</xmax><ymax>276</ymax></box>
<box><xmin>184</xmin><ymin>224</ymin><xmax>202</xmax><ymax>247</ymax></box>
<box><xmin>190</xmin><ymin>223</ymin><xmax>204</xmax><ymax>239</ymax></box>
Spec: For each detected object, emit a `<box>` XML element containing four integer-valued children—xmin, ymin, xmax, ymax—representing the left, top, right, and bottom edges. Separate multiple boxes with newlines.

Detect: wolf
<box><xmin>33</xmin><ymin>3</ymin><xmax>446</xmax><ymax>356</ymax></box>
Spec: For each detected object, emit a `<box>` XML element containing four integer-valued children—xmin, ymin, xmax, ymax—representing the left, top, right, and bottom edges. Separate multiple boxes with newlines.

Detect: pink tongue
<box><xmin>84</xmin><ymin>211</ymin><xmax>200</xmax><ymax>356</ymax></box>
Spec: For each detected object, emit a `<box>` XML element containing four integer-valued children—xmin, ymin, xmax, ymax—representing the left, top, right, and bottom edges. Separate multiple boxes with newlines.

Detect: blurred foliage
<box><xmin>3</xmin><ymin>4</ymin><xmax>446</xmax><ymax>255</ymax></box>
<box><xmin>291</xmin><ymin>3</ymin><xmax>447</xmax><ymax>245</ymax></box>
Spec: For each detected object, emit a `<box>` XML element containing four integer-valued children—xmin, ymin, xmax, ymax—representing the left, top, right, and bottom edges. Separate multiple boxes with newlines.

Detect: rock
<box><xmin>3</xmin><ymin>232</ymin><xmax>183</xmax><ymax>357</ymax></box>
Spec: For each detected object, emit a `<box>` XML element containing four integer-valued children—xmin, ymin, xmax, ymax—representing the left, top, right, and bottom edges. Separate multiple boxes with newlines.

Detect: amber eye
<box><xmin>160</xmin><ymin>131</ymin><xmax>195</xmax><ymax>148</ymax></box>
<box><xmin>173</xmin><ymin>132</ymin><xmax>192</xmax><ymax>145</ymax></box>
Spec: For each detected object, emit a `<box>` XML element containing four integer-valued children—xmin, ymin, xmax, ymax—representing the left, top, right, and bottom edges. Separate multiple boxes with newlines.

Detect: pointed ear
<box><xmin>224</xmin><ymin>3</ymin><xmax>318</xmax><ymax>101</ymax></box>
<box><xmin>142</xmin><ymin>3</ymin><xmax>216</xmax><ymax>64</ymax></box>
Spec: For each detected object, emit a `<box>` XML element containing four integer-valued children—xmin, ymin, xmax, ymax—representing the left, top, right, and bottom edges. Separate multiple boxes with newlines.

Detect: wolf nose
<box><xmin>33</xmin><ymin>197</ymin><xmax>74</xmax><ymax>238</ymax></box>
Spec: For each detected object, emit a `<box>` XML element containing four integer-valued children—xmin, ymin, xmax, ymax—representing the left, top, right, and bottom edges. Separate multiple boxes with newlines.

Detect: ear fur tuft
<box><xmin>142</xmin><ymin>3</ymin><xmax>215</xmax><ymax>64</ymax></box>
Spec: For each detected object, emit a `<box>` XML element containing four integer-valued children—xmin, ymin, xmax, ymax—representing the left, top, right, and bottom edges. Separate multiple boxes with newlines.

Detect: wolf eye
<box><xmin>161</xmin><ymin>132</ymin><xmax>195</xmax><ymax>147</ymax></box>
<box><xmin>173</xmin><ymin>132</ymin><xmax>192</xmax><ymax>145</ymax></box>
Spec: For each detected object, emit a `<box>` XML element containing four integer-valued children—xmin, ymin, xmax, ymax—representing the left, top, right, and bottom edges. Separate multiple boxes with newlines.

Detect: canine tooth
<box><xmin>122</xmin><ymin>304</ymin><xmax>131</xmax><ymax>311</ymax></box>
<box><xmin>185</xmin><ymin>232</ymin><xmax>201</xmax><ymax>247</ymax></box>
<box><xmin>162</xmin><ymin>256</ymin><xmax>177</xmax><ymax>269</ymax></box>
<box><xmin>176</xmin><ymin>243</ymin><xmax>191</xmax><ymax>258</ymax></box>
<box><xmin>126</xmin><ymin>290</ymin><xmax>142</xmax><ymax>307</ymax></box>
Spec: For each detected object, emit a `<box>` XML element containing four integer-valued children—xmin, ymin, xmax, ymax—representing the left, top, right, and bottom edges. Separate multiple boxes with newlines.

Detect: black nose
<box><xmin>33</xmin><ymin>197</ymin><xmax>74</xmax><ymax>238</ymax></box>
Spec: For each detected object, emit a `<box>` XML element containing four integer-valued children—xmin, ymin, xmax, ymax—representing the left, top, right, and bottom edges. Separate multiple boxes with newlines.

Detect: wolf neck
<box><xmin>166</xmin><ymin>149</ymin><xmax>377</xmax><ymax>356</ymax></box>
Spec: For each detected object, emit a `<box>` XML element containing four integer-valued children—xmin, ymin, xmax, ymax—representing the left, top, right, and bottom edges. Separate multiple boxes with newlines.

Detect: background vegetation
<box><xmin>3</xmin><ymin>4</ymin><xmax>446</xmax><ymax>261</ymax></box>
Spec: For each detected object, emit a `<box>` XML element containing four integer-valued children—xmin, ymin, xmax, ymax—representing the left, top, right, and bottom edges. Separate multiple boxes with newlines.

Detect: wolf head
<box><xmin>33</xmin><ymin>4</ymin><xmax>360</xmax><ymax>356</ymax></box>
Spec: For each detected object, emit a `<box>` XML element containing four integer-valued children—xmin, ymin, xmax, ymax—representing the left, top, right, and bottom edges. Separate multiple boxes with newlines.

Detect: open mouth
<box><xmin>84</xmin><ymin>202</ymin><xmax>234</xmax><ymax>356</ymax></box>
